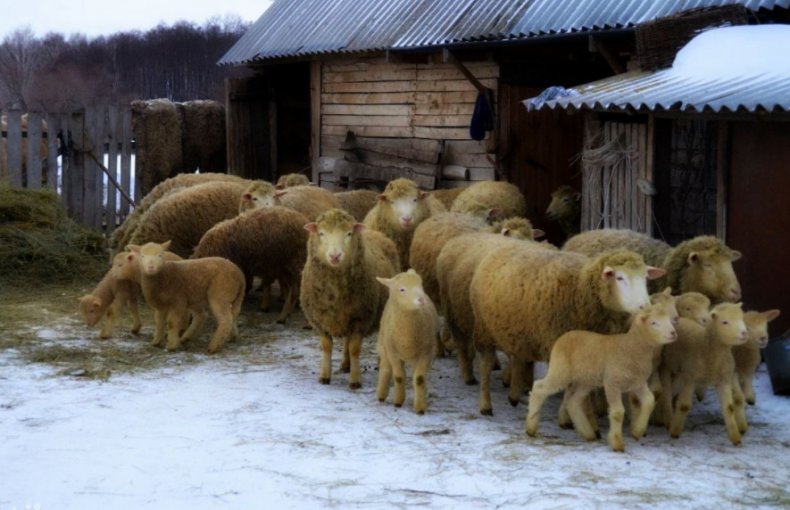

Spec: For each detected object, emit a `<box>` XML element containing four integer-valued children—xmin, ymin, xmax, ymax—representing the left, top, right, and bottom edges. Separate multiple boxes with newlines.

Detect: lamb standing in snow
<box><xmin>363</xmin><ymin>178</ymin><xmax>445</xmax><ymax>270</ymax></box>
<box><xmin>734</xmin><ymin>309</ymin><xmax>781</xmax><ymax>406</ymax></box>
<box><xmin>376</xmin><ymin>269</ymin><xmax>439</xmax><ymax>414</ymax></box>
<box><xmin>300</xmin><ymin>209</ymin><xmax>399</xmax><ymax>389</ymax></box>
<box><xmin>526</xmin><ymin>301</ymin><xmax>678</xmax><ymax>452</ymax></box>
<box><xmin>470</xmin><ymin>247</ymin><xmax>664</xmax><ymax>415</ymax></box>
<box><xmin>128</xmin><ymin>241</ymin><xmax>245</xmax><ymax>353</ymax></box>
<box><xmin>79</xmin><ymin>254</ymin><xmax>142</xmax><ymax>339</ymax></box>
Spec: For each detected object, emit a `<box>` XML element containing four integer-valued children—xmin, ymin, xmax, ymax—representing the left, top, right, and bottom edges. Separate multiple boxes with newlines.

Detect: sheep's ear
<box><xmin>662</xmin><ymin>286</ymin><xmax>672</xmax><ymax>295</ymax></box>
<box><xmin>274</xmin><ymin>184</ymin><xmax>286</xmax><ymax>190</ymax></box>
<box><xmin>407</xmin><ymin>268</ymin><xmax>417</xmax><ymax>275</ymax></box>
<box><xmin>532</xmin><ymin>228</ymin><xmax>546</xmax><ymax>239</ymax></box>
<box><xmin>602</xmin><ymin>266</ymin><xmax>615</xmax><ymax>280</ymax></box>
<box><xmin>710</xmin><ymin>311</ymin><xmax>718</xmax><ymax>321</ymax></box>
<box><xmin>161</xmin><ymin>240</ymin><xmax>172</xmax><ymax>251</ymax></box>
<box><xmin>242</xmin><ymin>192</ymin><xmax>252</xmax><ymax>201</ymax></box>
<box><xmin>377</xmin><ymin>193</ymin><xmax>387</xmax><ymax>202</ymax></box>
<box><xmin>376</xmin><ymin>276</ymin><xmax>393</xmax><ymax>288</ymax></box>
<box><xmin>418</xmin><ymin>190</ymin><xmax>427</xmax><ymax>199</ymax></box>
<box><xmin>762</xmin><ymin>309</ymin><xmax>782</xmax><ymax>322</ymax></box>
<box><xmin>126</xmin><ymin>252</ymin><xmax>136</xmax><ymax>262</ymax></box>
<box><xmin>127</xmin><ymin>244</ymin><xmax>141</xmax><ymax>253</ymax></box>
<box><xmin>501</xmin><ymin>228</ymin><xmax>511</xmax><ymax>237</ymax></box>
<box><xmin>487</xmin><ymin>208</ymin><xmax>501</xmax><ymax>221</ymax></box>
<box><xmin>639</xmin><ymin>312</ymin><xmax>649</xmax><ymax>324</ymax></box>
<box><xmin>304</xmin><ymin>223</ymin><xmax>318</xmax><ymax>233</ymax></box>
<box><xmin>274</xmin><ymin>190</ymin><xmax>287</xmax><ymax>198</ymax></box>
<box><xmin>730</xmin><ymin>249</ymin><xmax>742</xmax><ymax>262</ymax></box>
<box><xmin>688</xmin><ymin>252</ymin><xmax>700</xmax><ymax>264</ymax></box>
<box><xmin>353</xmin><ymin>223</ymin><xmax>366</xmax><ymax>233</ymax></box>
<box><xmin>646</xmin><ymin>266</ymin><xmax>666</xmax><ymax>280</ymax></box>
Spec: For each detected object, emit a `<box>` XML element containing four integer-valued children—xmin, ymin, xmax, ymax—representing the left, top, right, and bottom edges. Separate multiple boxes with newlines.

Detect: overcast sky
<box><xmin>0</xmin><ymin>0</ymin><xmax>272</xmax><ymax>38</ymax></box>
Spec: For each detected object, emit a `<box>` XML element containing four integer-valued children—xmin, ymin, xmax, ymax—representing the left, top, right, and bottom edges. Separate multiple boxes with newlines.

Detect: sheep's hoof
<box><xmin>341</xmin><ymin>364</ymin><xmax>351</xmax><ymax>374</ymax></box>
<box><xmin>416</xmin><ymin>410</ymin><xmax>425</xmax><ymax>415</ymax></box>
<box><xmin>480</xmin><ymin>408</ymin><xmax>493</xmax><ymax>416</ymax></box>
<box><xmin>394</xmin><ymin>403</ymin><xmax>402</xmax><ymax>408</ymax></box>
<box><xmin>595</xmin><ymin>430</ymin><xmax>602</xmax><ymax>440</ymax></box>
<box><xmin>276</xmin><ymin>318</ymin><xmax>286</xmax><ymax>325</ymax></box>
<box><xmin>465</xmin><ymin>378</ymin><xmax>478</xmax><ymax>386</ymax></box>
<box><xmin>747</xmin><ymin>399</ymin><xmax>755</xmax><ymax>406</ymax></box>
<box><xmin>131</xmin><ymin>327</ymin><xmax>141</xmax><ymax>335</ymax></box>
<box><xmin>670</xmin><ymin>432</ymin><xmax>680</xmax><ymax>439</ymax></box>
<box><xmin>319</xmin><ymin>377</ymin><xmax>331</xmax><ymax>385</ymax></box>
<box><xmin>349</xmin><ymin>382</ymin><xmax>361</xmax><ymax>390</ymax></box>
<box><xmin>508</xmin><ymin>397</ymin><xmax>520</xmax><ymax>407</ymax></box>
<box><xmin>99</xmin><ymin>334</ymin><xmax>110</xmax><ymax>340</ymax></box>
<box><xmin>558</xmin><ymin>421</ymin><xmax>573</xmax><ymax>430</ymax></box>
<box><xmin>378</xmin><ymin>397</ymin><xmax>385</xmax><ymax>403</ymax></box>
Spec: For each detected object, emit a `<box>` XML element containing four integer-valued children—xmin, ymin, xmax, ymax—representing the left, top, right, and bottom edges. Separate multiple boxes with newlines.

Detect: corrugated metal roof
<box><xmin>219</xmin><ymin>0</ymin><xmax>790</xmax><ymax>65</ymax></box>
<box><xmin>522</xmin><ymin>70</ymin><xmax>790</xmax><ymax>113</ymax></box>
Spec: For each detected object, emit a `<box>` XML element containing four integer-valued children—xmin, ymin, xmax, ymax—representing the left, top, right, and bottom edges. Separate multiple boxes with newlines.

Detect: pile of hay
<box><xmin>0</xmin><ymin>184</ymin><xmax>105</xmax><ymax>284</ymax></box>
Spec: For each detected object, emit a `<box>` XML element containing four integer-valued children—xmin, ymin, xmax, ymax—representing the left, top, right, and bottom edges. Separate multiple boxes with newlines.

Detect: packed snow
<box><xmin>1</xmin><ymin>295</ymin><xmax>790</xmax><ymax>510</ymax></box>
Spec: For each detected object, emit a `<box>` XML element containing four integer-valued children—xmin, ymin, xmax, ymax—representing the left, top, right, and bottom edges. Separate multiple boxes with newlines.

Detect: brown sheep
<box><xmin>563</xmin><ymin>228</ymin><xmax>670</xmax><ymax>268</ymax></box>
<box><xmin>450</xmin><ymin>181</ymin><xmax>526</xmax><ymax>219</ymax></box>
<box><xmin>79</xmin><ymin>254</ymin><xmax>142</xmax><ymax>339</ymax></box>
<box><xmin>239</xmin><ymin>181</ymin><xmax>341</xmax><ymax>221</ymax></box>
<box><xmin>334</xmin><ymin>189</ymin><xmax>380</xmax><ymax>222</ymax></box>
<box><xmin>275</xmin><ymin>173</ymin><xmax>311</xmax><ymax>188</ymax></box>
<box><xmin>545</xmin><ymin>185</ymin><xmax>581</xmax><ymax>237</ymax></box>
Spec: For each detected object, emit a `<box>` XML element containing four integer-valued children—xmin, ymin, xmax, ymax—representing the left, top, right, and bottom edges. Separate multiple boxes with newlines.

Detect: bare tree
<box><xmin>0</xmin><ymin>27</ymin><xmax>59</xmax><ymax>108</ymax></box>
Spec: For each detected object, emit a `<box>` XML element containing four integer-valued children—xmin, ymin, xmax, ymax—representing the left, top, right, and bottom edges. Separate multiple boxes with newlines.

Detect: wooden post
<box><xmin>107</xmin><ymin>105</ymin><xmax>120</xmax><ymax>230</ymax></box>
<box><xmin>66</xmin><ymin>109</ymin><xmax>85</xmax><ymax>221</ymax></box>
<box><xmin>120</xmin><ymin>107</ymin><xmax>133</xmax><ymax>216</ymax></box>
<box><xmin>310</xmin><ymin>60</ymin><xmax>322</xmax><ymax>184</ymax></box>
<box><xmin>6</xmin><ymin>109</ymin><xmax>22</xmax><ymax>187</ymax></box>
<box><xmin>26</xmin><ymin>111</ymin><xmax>43</xmax><ymax>189</ymax></box>
<box><xmin>716</xmin><ymin>120</ymin><xmax>730</xmax><ymax>241</ymax></box>
<box><xmin>46</xmin><ymin>112</ymin><xmax>60</xmax><ymax>191</ymax></box>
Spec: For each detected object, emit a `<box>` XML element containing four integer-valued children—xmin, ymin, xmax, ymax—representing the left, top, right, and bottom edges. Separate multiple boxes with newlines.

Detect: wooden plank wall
<box><xmin>581</xmin><ymin>118</ymin><xmax>652</xmax><ymax>234</ymax></box>
<box><xmin>319</xmin><ymin>56</ymin><xmax>498</xmax><ymax>188</ymax></box>
<box><xmin>0</xmin><ymin>105</ymin><xmax>136</xmax><ymax>232</ymax></box>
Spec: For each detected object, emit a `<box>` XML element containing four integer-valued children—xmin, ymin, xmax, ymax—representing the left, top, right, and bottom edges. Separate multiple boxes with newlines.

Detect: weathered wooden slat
<box><xmin>311</xmin><ymin>60</ymin><xmax>322</xmax><ymax>183</ymax></box>
<box><xmin>347</xmin><ymin>135</ymin><xmax>442</xmax><ymax>164</ymax></box>
<box><xmin>637</xmin><ymin>122</ymin><xmax>647</xmax><ymax>232</ymax></box>
<box><xmin>67</xmin><ymin>110</ymin><xmax>85</xmax><ymax>220</ymax></box>
<box><xmin>323</xmin><ymin>68</ymin><xmax>417</xmax><ymax>83</ymax></box>
<box><xmin>120</xmin><ymin>107</ymin><xmax>134</xmax><ymax>214</ymax></box>
<box><xmin>413</xmin><ymin>114</ymin><xmax>470</xmax><ymax>128</ymax></box>
<box><xmin>323</xmin><ymin>81</ymin><xmax>415</xmax><ymax>94</ymax></box>
<box><xmin>321</xmin><ymin>92</ymin><xmax>415</xmax><ymax>105</ymax></box>
<box><xmin>414</xmin><ymin>91</ymin><xmax>479</xmax><ymax>104</ymax></box>
<box><xmin>414</xmin><ymin>102</ymin><xmax>475</xmax><ymax>116</ymax></box>
<box><xmin>25</xmin><ymin>112</ymin><xmax>43</xmax><ymax>189</ymax></box>
<box><xmin>45</xmin><ymin>112</ymin><xmax>60</xmax><ymax>191</ymax></box>
<box><xmin>6</xmin><ymin>110</ymin><xmax>22</xmax><ymax>187</ymax></box>
<box><xmin>413</xmin><ymin>126</ymin><xmax>473</xmax><ymax>140</ymax></box>
<box><xmin>349</xmin><ymin>149</ymin><xmax>439</xmax><ymax>176</ymax></box>
<box><xmin>323</xmin><ymin>114</ymin><xmax>411</xmax><ymax>127</ymax></box>
<box><xmin>416</xmin><ymin>65</ymin><xmax>499</xmax><ymax>81</ymax></box>
<box><xmin>334</xmin><ymin>159</ymin><xmax>435</xmax><ymax>189</ymax></box>
<box><xmin>0</xmin><ymin>107</ymin><xmax>6</xmax><ymax>181</ymax></box>
<box><xmin>107</xmin><ymin>105</ymin><xmax>120</xmax><ymax>230</ymax></box>
<box><xmin>323</xmin><ymin>125</ymin><xmax>413</xmax><ymax>138</ymax></box>
<box><xmin>445</xmin><ymin>140</ymin><xmax>489</xmax><ymax>154</ymax></box>
<box><xmin>82</xmin><ymin>106</ymin><xmax>99</xmax><ymax>229</ymax></box>
<box><xmin>445</xmin><ymin>152</ymin><xmax>493</xmax><ymax>169</ymax></box>
<box><xmin>645</xmin><ymin>115</ymin><xmax>655</xmax><ymax>236</ymax></box>
<box><xmin>321</xmin><ymin>104</ymin><xmax>412</xmax><ymax>116</ymax></box>
<box><xmin>415</xmin><ymin>79</ymin><xmax>497</xmax><ymax>93</ymax></box>
<box><xmin>469</xmin><ymin>167</ymin><xmax>496</xmax><ymax>181</ymax></box>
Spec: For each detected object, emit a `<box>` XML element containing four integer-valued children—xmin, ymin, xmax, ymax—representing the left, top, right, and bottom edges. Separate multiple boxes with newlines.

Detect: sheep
<box><xmin>79</xmin><ymin>254</ymin><xmax>142</xmax><ymax>339</ymax></box>
<box><xmin>658</xmin><ymin>302</ymin><xmax>748</xmax><ymax>445</ymax></box>
<box><xmin>127</xmin><ymin>181</ymin><xmax>248</xmax><ymax>258</ymax></box>
<box><xmin>428</xmin><ymin>187</ymin><xmax>465</xmax><ymax>210</ymax></box>
<box><xmin>193</xmin><ymin>206</ymin><xmax>309</xmax><ymax>324</ymax></box>
<box><xmin>363</xmin><ymin>178</ymin><xmax>446</xmax><ymax>270</ymax></box>
<box><xmin>526</xmin><ymin>301</ymin><xmax>678</xmax><ymax>452</ymax></box>
<box><xmin>375</xmin><ymin>269</ymin><xmax>439</xmax><ymax>414</ymax></box>
<box><xmin>734</xmin><ymin>309</ymin><xmax>781</xmax><ymax>406</ymax></box>
<box><xmin>563</xmin><ymin>228</ymin><xmax>670</xmax><ymax>268</ymax></box>
<box><xmin>545</xmin><ymin>185</ymin><xmax>581</xmax><ymax>237</ymax></box>
<box><xmin>450</xmin><ymin>181</ymin><xmax>526</xmax><ymax>219</ymax></box>
<box><xmin>436</xmin><ymin>232</ymin><xmax>548</xmax><ymax>386</ymax></box>
<box><xmin>658</xmin><ymin>236</ymin><xmax>742</xmax><ymax>303</ymax></box>
<box><xmin>128</xmin><ymin>241</ymin><xmax>245</xmax><ymax>353</ymax></box>
<box><xmin>300</xmin><ymin>209</ymin><xmax>400</xmax><ymax>389</ymax></box>
<box><xmin>334</xmin><ymin>189</ymin><xmax>380</xmax><ymax>222</ymax></box>
<box><xmin>239</xmin><ymin>181</ymin><xmax>341</xmax><ymax>220</ymax></box>
<box><xmin>109</xmin><ymin>172</ymin><xmax>248</xmax><ymax>256</ymax></box>
<box><xmin>275</xmin><ymin>173</ymin><xmax>311</xmax><ymax>189</ymax></box>
<box><xmin>470</xmin><ymin>247</ymin><xmax>665</xmax><ymax>415</ymax></box>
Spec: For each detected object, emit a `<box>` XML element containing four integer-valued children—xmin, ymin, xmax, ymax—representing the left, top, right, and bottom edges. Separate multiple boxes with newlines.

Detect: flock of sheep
<box><xmin>78</xmin><ymin>172</ymin><xmax>780</xmax><ymax>452</ymax></box>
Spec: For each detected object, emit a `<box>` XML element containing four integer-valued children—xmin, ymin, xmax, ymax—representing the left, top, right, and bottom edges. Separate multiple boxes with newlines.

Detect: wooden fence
<box><xmin>0</xmin><ymin>105</ymin><xmax>138</xmax><ymax>231</ymax></box>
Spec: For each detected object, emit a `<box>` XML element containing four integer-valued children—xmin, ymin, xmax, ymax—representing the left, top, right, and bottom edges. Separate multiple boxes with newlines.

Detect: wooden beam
<box><xmin>590</xmin><ymin>36</ymin><xmax>626</xmax><ymax>75</ymax></box>
<box><xmin>443</xmin><ymin>49</ymin><xmax>489</xmax><ymax>94</ymax></box>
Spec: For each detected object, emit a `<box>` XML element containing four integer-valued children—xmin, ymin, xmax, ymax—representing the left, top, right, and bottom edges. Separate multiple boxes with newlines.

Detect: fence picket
<box><xmin>26</xmin><ymin>112</ymin><xmax>43</xmax><ymax>189</ymax></box>
<box><xmin>120</xmin><ymin>107</ymin><xmax>133</xmax><ymax>218</ymax></box>
<box><xmin>107</xmin><ymin>105</ymin><xmax>119</xmax><ymax>230</ymax></box>
<box><xmin>6</xmin><ymin>109</ymin><xmax>22</xmax><ymax>187</ymax></box>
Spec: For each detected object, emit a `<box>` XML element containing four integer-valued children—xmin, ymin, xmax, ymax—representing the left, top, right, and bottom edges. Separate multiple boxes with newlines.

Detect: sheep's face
<box><xmin>134</xmin><ymin>241</ymin><xmax>171</xmax><ymax>276</ymax></box>
<box><xmin>493</xmin><ymin>218</ymin><xmax>543</xmax><ymax>241</ymax></box>
<box><xmin>636</xmin><ymin>302</ymin><xmax>678</xmax><ymax>345</ymax></box>
<box><xmin>709</xmin><ymin>302</ymin><xmax>747</xmax><ymax>346</ymax></box>
<box><xmin>380</xmin><ymin>190</ymin><xmax>429</xmax><ymax>231</ymax></box>
<box><xmin>305</xmin><ymin>220</ymin><xmax>364</xmax><ymax>268</ymax></box>
<box><xmin>683</xmin><ymin>248</ymin><xmax>742</xmax><ymax>302</ymax></box>
<box><xmin>239</xmin><ymin>182</ymin><xmax>279</xmax><ymax>213</ymax></box>
<box><xmin>111</xmin><ymin>252</ymin><xmax>136</xmax><ymax>281</ymax></box>
<box><xmin>676</xmin><ymin>292</ymin><xmax>711</xmax><ymax>326</ymax></box>
<box><xmin>377</xmin><ymin>269</ymin><xmax>431</xmax><ymax>311</ymax></box>
<box><xmin>602</xmin><ymin>264</ymin><xmax>665</xmax><ymax>314</ymax></box>
<box><xmin>745</xmin><ymin>309</ymin><xmax>781</xmax><ymax>348</ymax></box>
<box><xmin>79</xmin><ymin>295</ymin><xmax>103</xmax><ymax>326</ymax></box>
<box><xmin>545</xmin><ymin>186</ymin><xmax>581</xmax><ymax>221</ymax></box>
<box><xmin>276</xmin><ymin>174</ymin><xmax>310</xmax><ymax>188</ymax></box>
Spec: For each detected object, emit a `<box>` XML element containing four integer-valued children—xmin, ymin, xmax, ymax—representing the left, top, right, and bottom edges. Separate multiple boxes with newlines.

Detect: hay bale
<box><xmin>0</xmin><ymin>184</ymin><xmax>105</xmax><ymax>284</ymax></box>
<box><xmin>181</xmin><ymin>100</ymin><xmax>226</xmax><ymax>173</ymax></box>
<box><xmin>131</xmin><ymin>99</ymin><xmax>184</xmax><ymax>196</ymax></box>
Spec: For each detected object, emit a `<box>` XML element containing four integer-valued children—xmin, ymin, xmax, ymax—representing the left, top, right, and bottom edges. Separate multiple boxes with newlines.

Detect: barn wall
<box><xmin>317</xmin><ymin>56</ymin><xmax>498</xmax><ymax>188</ymax></box>
<box><xmin>727</xmin><ymin>120</ymin><xmax>790</xmax><ymax>336</ymax></box>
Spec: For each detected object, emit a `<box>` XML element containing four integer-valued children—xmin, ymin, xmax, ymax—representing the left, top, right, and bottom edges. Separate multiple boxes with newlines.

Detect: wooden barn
<box><xmin>525</xmin><ymin>20</ymin><xmax>790</xmax><ymax>334</ymax></box>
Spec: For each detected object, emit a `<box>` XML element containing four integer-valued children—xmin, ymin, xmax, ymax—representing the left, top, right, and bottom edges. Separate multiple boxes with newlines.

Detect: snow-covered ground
<box><xmin>1</xmin><ymin>288</ymin><xmax>789</xmax><ymax>510</ymax></box>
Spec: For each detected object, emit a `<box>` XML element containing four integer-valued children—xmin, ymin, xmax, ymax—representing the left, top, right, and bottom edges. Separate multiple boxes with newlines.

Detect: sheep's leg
<box><xmin>412</xmin><ymin>357</ymin><xmax>431</xmax><ymax>415</ymax></box>
<box><xmin>629</xmin><ymin>383</ymin><xmax>655</xmax><ymax>440</ymax></box>
<box><xmin>603</xmin><ymin>383</ymin><xmax>626</xmax><ymax>452</ymax></box>
<box><xmin>583</xmin><ymin>394</ymin><xmax>600</xmax><ymax>438</ymax></box>
<box><xmin>741</xmin><ymin>374</ymin><xmax>756</xmax><ymax>406</ymax></box>
<box><xmin>525</xmin><ymin>377</ymin><xmax>564</xmax><ymax>437</ymax></box>
<box><xmin>151</xmin><ymin>309</ymin><xmax>166</xmax><ymax>347</ymax></box>
<box><xmin>376</xmin><ymin>352</ymin><xmax>392</xmax><ymax>403</ymax></box>
<box><xmin>319</xmin><ymin>333</ymin><xmax>333</xmax><ymax>384</ymax></box>
<box><xmin>478</xmin><ymin>347</ymin><xmax>496</xmax><ymax>416</ymax></box>
<box><xmin>508</xmin><ymin>359</ymin><xmax>525</xmax><ymax>407</ymax></box>
<box><xmin>166</xmin><ymin>309</ymin><xmax>189</xmax><ymax>351</ymax></box>
<box><xmin>392</xmin><ymin>359</ymin><xmax>406</xmax><ymax>407</ymax></box>
<box><xmin>732</xmin><ymin>377</ymin><xmax>748</xmax><ymax>435</ymax></box>
<box><xmin>501</xmin><ymin>359</ymin><xmax>511</xmax><ymax>388</ymax></box>
<box><xmin>207</xmin><ymin>300</ymin><xmax>234</xmax><ymax>354</ymax></box>
<box><xmin>669</xmin><ymin>382</ymin><xmax>695</xmax><ymax>439</ymax></box>
<box><xmin>456</xmin><ymin>333</ymin><xmax>477</xmax><ymax>386</ymax></box>
<box><xmin>128</xmin><ymin>291</ymin><xmax>142</xmax><ymax>335</ymax></box>
<box><xmin>567</xmin><ymin>385</ymin><xmax>597</xmax><ymax>441</ymax></box>
<box><xmin>180</xmin><ymin>310</ymin><xmax>206</xmax><ymax>344</ymax></box>
<box><xmin>657</xmin><ymin>368</ymin><xmax>674</xmax><ymax>428</ymax></box>
<box><xmin>348</xmin><ymin>333</ymin><xmax>363</xmax><ymax>390</ymax></box>
<box><xmin>695</xmin><ymin>387</ymin><xmax>706</xmax><ymax>402</ymax></box>
<box><xmin>648</xmin><ymin>370</ymin><xmax>664</xmax><ymax>425</ymax></box>
<box><xmin>259</xmin><ymin>283</ymin><xmax>271</xmax><ymax>311</ymax></box>
<box><xmin>341</xmin><ymin>338</ymin><xmax>351</xmax><ymax>373</ymax></box>
<box><xmin>276</xmin><ymin>282</ymin><xmax>297</xmax><ymax>325</ymax></box>
<box><xmin>716</xmin><ymin>381</ymin><xmax>742</xmax><ymax>446</ymax></box>
<box><xmin>99</xmin><ymin>301</ymin><xmax>119</xmax><ymax>339</ymax></box>
<box><xmin>557</xmin><ymin>385</ymin><xmax>573</xmax><ymax>429</ymax></box>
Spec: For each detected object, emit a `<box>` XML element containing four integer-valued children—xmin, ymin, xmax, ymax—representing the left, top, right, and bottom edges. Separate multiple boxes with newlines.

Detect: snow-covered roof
<box><xmin>523</xmin><ymin>24</ymin><xmax>790</xmax><ymax>114</ymax></box>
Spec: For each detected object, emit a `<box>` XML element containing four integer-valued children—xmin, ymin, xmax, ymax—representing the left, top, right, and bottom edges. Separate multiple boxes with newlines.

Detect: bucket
<box><xmin>763</xmin><ymin>335</ymin><xmax>790</xmax><ymax>396</ymax></box>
